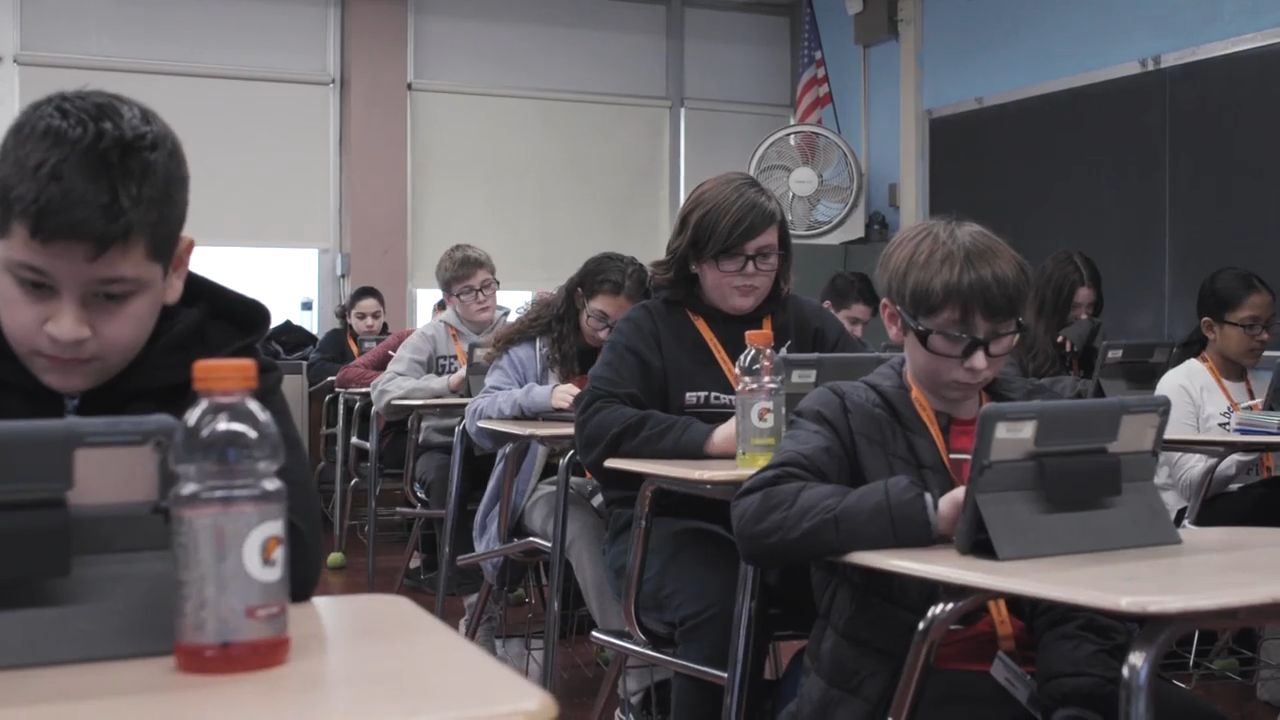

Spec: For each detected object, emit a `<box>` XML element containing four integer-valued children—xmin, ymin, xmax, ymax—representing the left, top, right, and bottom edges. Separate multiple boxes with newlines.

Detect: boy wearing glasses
<box><xmin>373</xmin><ymin>243</ymin><xmax>508</xmax><ymax>594</ymax></box>
<box><xmin>732</xmin><ymin>220</ymin><xmax>1221</xmax><ymax>719</ymax></box>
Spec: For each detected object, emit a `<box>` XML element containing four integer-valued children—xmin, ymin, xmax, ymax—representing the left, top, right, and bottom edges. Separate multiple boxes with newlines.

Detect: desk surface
<box><xmin>841</xmin><ymin>527</ymin><xmax>1280</xmax><ymax>617</ymax></box>
<box><xmin>476</xmin><ymin>419</ymin><xmax>575</xmax><ymax>439</ymax></box>
<box><xmin>390</xmin><ymin>397</ymin><xmax>471</xmax><ymax>409</ymax></box>
<box><xmin>1163</xmin><ymin>433</ymin><xmax>1280</xmax><ymax>449</ymax></box>
<box><xmin>0</xmin><ymin>594</ymin><xmax>557</xmax><ymax>720</ymax></box>
<box><xmin>603</xmin><ymin>457</ymin><xmax>752</xmax><ymax>484</ymax></box>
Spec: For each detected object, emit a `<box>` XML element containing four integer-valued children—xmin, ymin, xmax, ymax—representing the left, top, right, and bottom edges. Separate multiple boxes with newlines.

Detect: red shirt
<box><xmin>933</xmin><ymin>416</ymin><xmax>1035</xmax><ymax>671</ymax></box>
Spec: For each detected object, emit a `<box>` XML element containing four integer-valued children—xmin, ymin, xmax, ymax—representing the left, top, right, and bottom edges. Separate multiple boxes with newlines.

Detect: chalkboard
<box><xmin>930</xmin><ymin>40</ymin><xmax>1280</xmax><ymax>344</ymax></box>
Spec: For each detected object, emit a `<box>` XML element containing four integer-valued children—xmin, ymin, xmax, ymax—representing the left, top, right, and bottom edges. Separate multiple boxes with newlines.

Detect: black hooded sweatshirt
<box><xmin>575</xmin><ymin>289</ymin><xmax>865</xmax><ymax>519</ymax></box>
<box><xmin>0</xmin><ymin>273</ymin><xmax>322</xmax><ymax>601</ymax></box>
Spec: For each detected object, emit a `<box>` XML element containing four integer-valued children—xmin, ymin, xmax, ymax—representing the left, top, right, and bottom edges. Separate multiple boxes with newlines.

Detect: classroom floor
<box><xmin>315</xmin><ymin>525</ymin><xmax>1278</xmax><ymax>720</ymax></box>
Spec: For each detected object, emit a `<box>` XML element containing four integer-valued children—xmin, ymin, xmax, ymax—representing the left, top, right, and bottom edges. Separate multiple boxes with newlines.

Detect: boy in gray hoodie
<box><xmin>372</xmin><ymin>244</ymin><xmax>509</xmax><ymax>593</ymax></box>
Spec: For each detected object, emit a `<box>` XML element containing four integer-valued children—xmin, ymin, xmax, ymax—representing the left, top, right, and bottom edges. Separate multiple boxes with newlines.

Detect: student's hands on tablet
<box><xmin>447</xmin><ymin>368</ymin><xmax>467</xmax><ymax>393</ymax></box>
<box><xmin>551</xmin><ymin>383</ymin><xmax>581</xmax><ymax>410</ymax></box>
<box><xmin>703</xmin><ymin>417</ymin><xmax>737</xmax><ymax>458</ymax></box>
<box><xmin>936</xmin><ymin>486</ymin><xmax>966</xmax><ymax>539</ymax></box>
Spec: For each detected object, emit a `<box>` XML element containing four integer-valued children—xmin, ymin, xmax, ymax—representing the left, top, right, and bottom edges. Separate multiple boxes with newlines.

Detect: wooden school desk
<box><xmin>472</xmin><ymin>419</ymin><xmax>575</xmax><ymax>690</ymax></box>
<box><xmin>363</xmin><ymin>397</ymin><xmax>473</xmax><ymax>592</ymax></box>
<box><xmin>597</xmin><ymin>458</ymin><xmax>756</xmax><ymax>720</ymax></box>
<box><xmin>840</xmin><ymin>527</ymin><xmax>1280</xmax><ymax>720</ymax></box>
<box><xmin>0</xmin><ymin>594</ymin><xmax>558</xmax><ymax>720</ymax></box>
<box><xmin>1161</xmin><ymin>434</ymin><xmax>1280</xmax><ymax>526</ymax></box>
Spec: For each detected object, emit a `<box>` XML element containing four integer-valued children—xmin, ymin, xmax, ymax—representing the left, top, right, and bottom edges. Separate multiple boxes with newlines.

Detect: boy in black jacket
<box><xmin>732</xmin><ymin>219</ymin><xmax>1222</xmax><ymax>719</ymax></box>
<box><xmin>0</xmin><ymin>90</ymin><xmax>322</xmax><ymax>601</ymax></box>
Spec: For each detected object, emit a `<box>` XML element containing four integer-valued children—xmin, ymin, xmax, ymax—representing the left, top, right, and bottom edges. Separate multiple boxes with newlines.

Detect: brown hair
<box><xmin>435</xmin><ymin>243</ymin><xmax>496</xmax><ymax>294</ymax></box>
<box><xmin>650</xmin><ymin>172</ymin><xmax>792</xmax><ymax>300</ymax></box>
<box><xmin>876</xmin><ymin>218</ymin><xmax>1030</xmax><ymax>323</ymax></box>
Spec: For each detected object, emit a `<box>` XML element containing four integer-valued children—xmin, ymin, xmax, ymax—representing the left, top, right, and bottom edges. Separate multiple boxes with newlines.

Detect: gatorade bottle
<box><xmin>735</xmin><ymin>329</ymin><xmax>785</xmax><ymax>469</ymax></box>
<box><xmin>169</xmin><ymin>358</ymin><xmax>290</xmax><ymax>673</ymax></box>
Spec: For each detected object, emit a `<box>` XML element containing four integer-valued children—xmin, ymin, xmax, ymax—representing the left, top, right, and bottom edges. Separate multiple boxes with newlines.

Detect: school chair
<box><xmin>343</xmin><ymin>397</ymin><xmax>406</xmax><ymax>554</ymax></box>
<box><xmin>390</xmin><ymin>416</ymin><xmax>456</xmax><ymax>605</ymax></box>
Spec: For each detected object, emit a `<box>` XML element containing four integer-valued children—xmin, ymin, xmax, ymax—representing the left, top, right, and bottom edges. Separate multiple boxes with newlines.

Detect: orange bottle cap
<box><xmin>192</xmin><ymin>358</ymin><xmax>259</xmax><ymax>393</ymax></box>
<box><xmin>745</xmin><ymin>329</ymin><xmax>774</xmax><ymax>347</ymax></box>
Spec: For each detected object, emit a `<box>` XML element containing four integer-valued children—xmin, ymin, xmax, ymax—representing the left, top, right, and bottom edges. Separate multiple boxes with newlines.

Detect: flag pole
<box><xmin>808</xmin><ymin>0</ymin><xmax>842</xmax><ymax>134</ymax></box>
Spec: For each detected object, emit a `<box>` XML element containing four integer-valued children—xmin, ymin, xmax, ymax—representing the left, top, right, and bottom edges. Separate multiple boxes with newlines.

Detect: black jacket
<box><xmin>732</xmin><ymin>357</ymin><xmax>1132</xmax><ymax>719</ymax></box>
<box><xmin>0</xmin><ymin>273</ymin><xmax>323</xmax><ymax>601</ymax></box>
<box><xmin>575</xmin><ymin>291</ymin><xmax>865</xmax><ymax>516</ymax></box>
<box><xmin>307</xmin><ymin>327</ymin><xmax>357</xmax><ymax>386</ymax></box>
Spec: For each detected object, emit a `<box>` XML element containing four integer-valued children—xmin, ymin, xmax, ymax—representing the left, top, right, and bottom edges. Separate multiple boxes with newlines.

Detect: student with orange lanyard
<box><xmin>306</xmin><ymin>285</ymin><xmax>391</xmax><ymax>386</ymax></box>
<box><xmin>373</xmin><ymin>244</ymin><xmax>509</xmax><ymax>593</ymax></box>
<box><xmin>1157</xmin><ymin>267</ymin><xmax>1280</xmax><ymax>526</ymax></box>
<box><xmin>575</xmin><ymin>172</ymin><xmax>863</xmax><ymax>719</ymax></box>
<box><xmin>733</xmin><ymin>219</ymin><xmax>1222</xmax><ymax>719</ymax></box>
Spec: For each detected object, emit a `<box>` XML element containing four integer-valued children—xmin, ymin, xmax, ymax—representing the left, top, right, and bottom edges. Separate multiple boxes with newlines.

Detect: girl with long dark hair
<box><xmin>1015</xmin><ymin>250</ymin><xmax>1104</xmax><ymax>379</ymax></box>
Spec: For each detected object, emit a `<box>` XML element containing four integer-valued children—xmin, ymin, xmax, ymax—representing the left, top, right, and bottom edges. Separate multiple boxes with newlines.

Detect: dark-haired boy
<box><xmin>819</xmin><ymin>269</ymin><xmax>880</xmax><ymax>339</ymax></box>
<box><xmin>0</xmin><ymin>90</ymin><xmax>321</xmax><ymax>600</ymax></box>
<box><xmin>733</xmin><ymin>219</ymin><xmax>1223</xmax><ymax>719</ymax></box>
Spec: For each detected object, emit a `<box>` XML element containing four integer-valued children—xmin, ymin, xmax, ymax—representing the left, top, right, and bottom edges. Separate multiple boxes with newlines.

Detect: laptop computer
<box><xmin>783</xmin><ymin>352</ymin><xmax>900</xmax><ymax>415</ymax></box>
<box><xmin>1089</xmin><ymin>340</ymin><xmax>1174</xmax><ymax>398</ymax></box>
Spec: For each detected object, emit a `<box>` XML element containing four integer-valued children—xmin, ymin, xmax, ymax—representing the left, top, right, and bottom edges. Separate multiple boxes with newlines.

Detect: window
<box><xmin>414</xmin><ymin>288</ymin><xmax>535</xmax><ymax>327</ymax></box>
<box><xmin>189</xmin><ymin>247</ymin><xmax>321</xmax><ymax>332</ymax></box>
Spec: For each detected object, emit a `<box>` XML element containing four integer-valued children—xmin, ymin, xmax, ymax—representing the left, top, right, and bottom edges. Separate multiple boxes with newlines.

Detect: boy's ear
<box><xmin>162</xmin><ymin>236</ymin><xmax>195</xmax><ymax>306</ymax></box>
<box><xmin>821</xmin><ymin>300</ymin><xmax>833</xmax><ymax>311</ymax></box>
<box><xmin>880</xmin><ymin>299</ymin><xmax>905</xmax><ymax>345</ymax></box>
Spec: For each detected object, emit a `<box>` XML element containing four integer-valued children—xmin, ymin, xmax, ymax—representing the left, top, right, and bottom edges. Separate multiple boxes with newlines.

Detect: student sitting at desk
<box><xmin>575</xmin><ymin>172</ymin><xmax>862</xmax><ymax>718</ymax></box>
<box><xmin>0</xmin><ymin>90</ymin><xmax>322</xmax><ymax>601</ymax></box>
<box><xmin>307</xmin><ymin>285</ymin><xmax>390</xmax><ymax>386</ymax></box>
<box><xmin>1156</xmin><ymin>267</ymin><xmax>1280</xmax><ymax>526</ymax></box>
<box><xmin>819</xmin><ymin>269</ymin><xmax>880</xmax><ymax>340</ymax></box>
<box><xmin>372</xmin><ymin>244</ymin><xmax>509</xmax><ymax>591</ymax></box>
<box><xmin>1014</xmin><ymin>250</ymin><xmax>1105</xmax><ymax>380</ymax></box>
<box><xmin>464</xmin><ymin>252</ymin><xmax>663</xmax><ymax>698</ymax></box>
<box><xmin>733</xmin><ymin>219</ymin><xmax>1220</xmax><ymax>720</ymax></box>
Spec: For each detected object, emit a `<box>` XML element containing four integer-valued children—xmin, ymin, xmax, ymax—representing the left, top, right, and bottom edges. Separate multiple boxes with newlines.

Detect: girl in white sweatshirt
<box><xmin>1155</xmin><ymin>267</ymin><xmax>1279</xmax><ymax>525</ymax></box>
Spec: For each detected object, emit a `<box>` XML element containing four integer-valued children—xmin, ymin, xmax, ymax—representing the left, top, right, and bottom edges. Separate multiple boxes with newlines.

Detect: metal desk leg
<box><xmin>621</xmin><ymin>482</ymin><xmax>659</xmax><ymax>646</ymax></box>
<box><xmin>541</xmin><ymin>449</ymin><xmax>575</xmax><ymax>690</ymax></box>
<box><xmin>723</xmin><ymin>562</ymin><xmax>761</xmax><ymax>720</ymax></box>
<box><xmin>1182</xmin><ymin>451</ymin><xmax>1232</xmax><ymax>528</ymax></box>
<box><xmin>436</xmin><ymin>423</ymin><xmax>469</xmax><ymax>618</ymax></box>
<box><xmin>366</xmin><ymin>408</ymin><xmax>381</xmax><ymax>591</ymax></box>
<box><xmin>1120</xmin><ymin>620</ymin><xmax>1184</xmax><ymax>720</ymax></box>
<box><xmin>332</xmin><ymin>393</ymin><xmax>349</xmax><ymax>554</ymax></box>
<box><xmin>887</xmin><ymin>592</ymin><xmax>995</xmax><ymax>720</ymax></box>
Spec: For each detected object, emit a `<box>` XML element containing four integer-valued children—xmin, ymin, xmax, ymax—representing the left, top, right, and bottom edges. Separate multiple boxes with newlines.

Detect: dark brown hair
<box><xmin>876</xmin><ymin>218</ymin><xmax>1030</xmax><ymax>324</ymax></box>
<box><xmin>435</xmin><ymin>243</ymin><xmax>496</xmax><ymax>294</ymax></box>
<box><xmin>650</xmin><ymin>172</ymin><xmax>792</xmax><ymax>300</ymax></box>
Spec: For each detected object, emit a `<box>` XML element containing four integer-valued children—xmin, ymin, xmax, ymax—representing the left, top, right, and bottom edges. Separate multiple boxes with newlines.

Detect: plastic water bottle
<box><xmin>736</xmin><ymin>329</ymin><xmax>785</xmax><ymax>469</ymax></box>
<box><xmin>169</xmin><ymin>358</ymin><xmax>291</xmax><ymax>673</ymax></box>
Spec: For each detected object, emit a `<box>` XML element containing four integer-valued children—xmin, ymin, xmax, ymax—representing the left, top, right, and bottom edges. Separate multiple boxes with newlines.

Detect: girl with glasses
<box><xmin>1157</xmin><ymin>267</ymin><xmax>1280</xmax><ymax>525</ymax></box>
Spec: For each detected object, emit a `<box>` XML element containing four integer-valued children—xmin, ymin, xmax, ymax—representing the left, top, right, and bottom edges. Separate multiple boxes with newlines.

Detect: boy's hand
<box><xmin>447</xmin><ymin>367</ymin><xmax>467</xmax><ymax>393</ymax></box>
<box><xmin>551</xmin><ymin>383</ymin><xmax>581</xmax><ymax>410</ymax></box>
<box><xmin>936</xmin><ymin>486</ymin><xmax>967</xmax><ymax>539</ymax></box>
<box><xmin>703</xmin><ymin>417</ymin><xmax>737</xmax><ymax>458</ymax></box>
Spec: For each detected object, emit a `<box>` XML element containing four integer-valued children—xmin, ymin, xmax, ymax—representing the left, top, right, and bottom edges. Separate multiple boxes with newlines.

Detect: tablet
<box><xmin>954</xmin><ymin>396</ymin><xmax>1180</xmax><ymax>559</ymax></box>
<box><xmin>357</xmin><ymin>334</ymin><xmax>389</xmax><ymax>354</ymax></box>
<box><xmin>1090</xmin><ymin>340</ymin><xmax>1174</xmax><ymax>398</ymax></box>
<box><xmin>783</xmin><ymin>352</ymin><xmax>899</xmax><ymax>415</ymax></box>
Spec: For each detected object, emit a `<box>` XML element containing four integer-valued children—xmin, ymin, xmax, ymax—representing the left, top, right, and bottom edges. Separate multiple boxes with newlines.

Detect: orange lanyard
<box><xmin>905</xmin><ymin>371</ymin><xmax>1016</xmax><ymax>654</ymax></box>
<box><xmin>447</xmin><ymin>325</ymin><xmax>468</xmax><ymax>369</ymax></box>
<box><xmin>346</xmin><ymin>334</ymin><xmax>360</xmax><ymax>358</ymax></box>
<box><xmin>685</xmin><ymin>310</ymin><xmax>772</xmax><ymax>386</ymax></box>
<box><xmin>1200</xmin><ymin>354</ymin><xmax>1275</xmax><ymax>477</ymax></box>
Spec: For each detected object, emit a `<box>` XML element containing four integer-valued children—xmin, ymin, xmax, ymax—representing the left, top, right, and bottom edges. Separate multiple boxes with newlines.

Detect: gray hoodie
<box><xmin>371</xmin><ymin>305</ymin><xmax>509</xmax><ymax>421</ymax></box>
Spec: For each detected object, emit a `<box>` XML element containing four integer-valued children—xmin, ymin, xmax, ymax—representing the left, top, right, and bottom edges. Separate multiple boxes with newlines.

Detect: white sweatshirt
<box><xmin>1153</xmin><ymin>358</ymin><xmax>1276</xmax><ymax>516</ymax></box>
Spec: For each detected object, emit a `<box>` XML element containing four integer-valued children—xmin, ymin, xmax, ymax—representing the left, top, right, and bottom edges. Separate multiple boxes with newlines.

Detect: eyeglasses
<box><xmin>450</xmin><ymin>279</ymin><xmax>500</xmax><ymax>304</ymax></box>
<box><xmin>583</xmin><ymin>309</ymin><xmax>616</xmax><ymax>333</ymax></box>
<box><xmin>1220</xmin><ymin>319</ymin><xmax>1280</xmax><ymax>338</ymax></box>
<box><xmin>711</xmin><ymin>251</ymin><xmax>784</xmax><ymax>273</ymax></box>
<box><xmin>896</xmin><ymin>306</ymin><xmax>1022</xmax><ymax>359</ymax></box>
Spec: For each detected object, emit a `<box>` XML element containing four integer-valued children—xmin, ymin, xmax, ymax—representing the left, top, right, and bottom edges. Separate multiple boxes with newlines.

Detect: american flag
<box><xmin>795</xmin><ymin>0</ymin><xmax>832</xmax><ymax>126</ymax></box>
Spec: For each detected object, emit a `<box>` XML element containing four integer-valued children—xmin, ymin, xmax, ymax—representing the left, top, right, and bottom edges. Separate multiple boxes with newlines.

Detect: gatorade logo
<box><xmin>242</xmin><ymin>519</ymin><xmax>287</xmax><ymax>584</ymax></box>
<box><xmin>750</xmin><ymin>400</ymin><xmax>775</xmax><ymax>430</ymax></box>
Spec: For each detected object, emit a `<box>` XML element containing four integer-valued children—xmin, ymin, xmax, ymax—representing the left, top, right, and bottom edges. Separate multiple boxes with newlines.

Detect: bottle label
<box><xmin>748</xmin><ymin>399</ymin><xmax>777</xmax><ymax>430</ymax></box>
<box><xmin>173</xmin><ymin>501</ymin><xmax>289</xmax><ymax>645</ymax></box>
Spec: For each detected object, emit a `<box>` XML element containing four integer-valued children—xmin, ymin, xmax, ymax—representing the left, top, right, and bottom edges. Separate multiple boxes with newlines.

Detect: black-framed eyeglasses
<box><xmin>1219</xmin><ymin>319</ymin><xmax>1280</xmax><ymax>338</ymax></box>
<box><xmin>451</xmin><ymin>279</ymin><xmax>500</xmax><ymax>304</ymax></box>
<box><xmin>896</xmin><ymin>306</ymin><xmax>1022</xmax><ymax>359</ymax></box>
<box><xmin>583</xmin><ymin>309</ymin><xmax>617</xmax><ymax>333</ymax></box>
<box><xmin>711</xmin><ymin>251</ymin><xmax>785</xmax><ymax>273</ymax></box>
